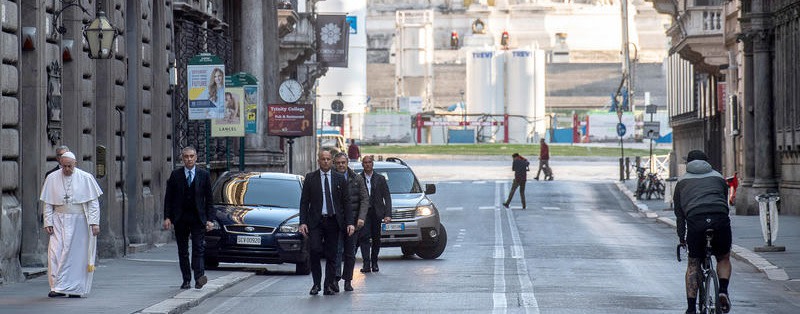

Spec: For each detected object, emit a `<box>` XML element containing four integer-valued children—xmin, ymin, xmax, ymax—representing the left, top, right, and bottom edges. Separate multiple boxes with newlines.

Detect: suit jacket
<box><xmin>299</xmin><ymin>169</ymin><xmax>352</xmax><ymax>229</ymax></box>
<box><xmin>362</xmin><ymin>171</ymin><xmax>392</xmax><ymax>219</ymax></box>
<box><xmin>45</xmin><ymin>165</ymin><xmax>60</xmax><ymax>179</ymax></box>
<box><xmin>163</xmin><ymin>167</ymin><xmax>214</xmax><ymax>225</ymax></box>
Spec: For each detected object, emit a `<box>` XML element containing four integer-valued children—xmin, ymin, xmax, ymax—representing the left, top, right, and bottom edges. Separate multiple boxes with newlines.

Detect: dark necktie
<box><xmin>324</xmin><ymin>173</ymin><xmax>334</xmax><ymax>215</ymax></box>
<box><xmin>187</xmin><ymin>171</ymin><xmax>193</xmax><ymax>186</ymax></box>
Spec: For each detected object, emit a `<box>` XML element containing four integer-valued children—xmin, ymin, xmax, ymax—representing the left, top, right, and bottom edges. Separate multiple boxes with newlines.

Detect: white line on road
<box><xmin>504</xmin><ymin>206</ymin><xmax>540</xmax><ymax>313</ymax></box>
<box><xmin>208</xmin><ymin>276</ymin><xmax>283</xmax><ymax>313</ymax></box>
<box><xmin>473</xmin><ymin>180</ymin><xmax>487</xmax><ymax>184</ymax></box>
<box><xmin>480</xmin><ymin>206</ymin><xmax>497</xmax><ymax>210</ymax></box>
<box><xmin>542</xmin><ymin>206</ymin><xmax>560</xmax><ymax>210</ymax></box>
<box><xmin>446</xmin><ymin>207</ymin><xmax>464</xmax><ymax>211</ymax></box>
<box><xmin>493</xmin><ymin>181</ymin><xmax>507</xmax><ymax>313</ymax></box>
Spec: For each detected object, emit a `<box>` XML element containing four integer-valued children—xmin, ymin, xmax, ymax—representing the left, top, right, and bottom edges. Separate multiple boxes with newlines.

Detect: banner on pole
<box><xmin>317</xmin><ymin>15</ymin><xmax>350</xmax><ymax>68</ymax></box>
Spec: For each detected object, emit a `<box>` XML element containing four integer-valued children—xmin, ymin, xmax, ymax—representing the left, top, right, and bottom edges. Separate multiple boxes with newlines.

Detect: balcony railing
<box><xmin>683</xmin><ymin>7</ymin><xmax>723</xmax><ymax>36</ymax></box>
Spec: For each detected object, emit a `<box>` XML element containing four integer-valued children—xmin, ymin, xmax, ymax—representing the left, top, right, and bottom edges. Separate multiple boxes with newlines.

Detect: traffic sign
<box><xmin>616</xmin><ymin>123</ymin><xmax>626</xmax><ymax>137</ymax></box>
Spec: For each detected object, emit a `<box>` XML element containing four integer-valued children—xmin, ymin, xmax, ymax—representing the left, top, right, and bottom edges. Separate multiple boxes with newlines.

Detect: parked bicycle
<box><xmin>678</xmin><ymin>229</ymin><xmax>721</xmax><ymax>314</ymax></box>
<box><xmin>634</xmin><ymin>165</ymin><xmax>665</xmax><ymax>200</ymax></box>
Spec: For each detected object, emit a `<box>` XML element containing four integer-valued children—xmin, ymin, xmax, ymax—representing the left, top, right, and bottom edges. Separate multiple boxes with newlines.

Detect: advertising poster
<box><xmin>267</xmin><ymin>104</ymin><xmax>313</xmax><ymax>137</ymax></box>
<box><xmin>187</xmin><ymin>53</ymin><xmax>225</xmax><ymax>120</ymax></box>
<box><xmin>244</xmin><ymin>85</ymin><xmax>258</xmax><ymax>134</ymax></box>
<box><xmin>211</xmin><ymin>86</ymin><xmax>245</xmax><ymax>137</ymax></box>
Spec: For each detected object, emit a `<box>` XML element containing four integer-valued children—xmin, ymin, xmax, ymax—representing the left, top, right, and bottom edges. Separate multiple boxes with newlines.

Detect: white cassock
<box><xmin>40</xmin><ymin>167</ymin><xmax>103</xmax><ymax>296</ymax></box>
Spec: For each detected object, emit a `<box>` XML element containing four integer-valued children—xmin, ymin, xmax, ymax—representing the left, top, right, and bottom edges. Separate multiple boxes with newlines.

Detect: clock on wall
<box><xmin>279</xmin><ymin>79</ymin><xmax>303</xmax><ymax>103</ymax></box>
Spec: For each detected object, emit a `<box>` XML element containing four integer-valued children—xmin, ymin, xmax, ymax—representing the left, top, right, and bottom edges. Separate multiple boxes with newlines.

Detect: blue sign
<box><xmin>616</xmin><ymin>123</ymin><xmax>626</xmax><ymax>137</ymax></box>
<box><xmin>346</xmin><ymin>16</ymin><xmax>357</xmax><ymax>34</ymax></box>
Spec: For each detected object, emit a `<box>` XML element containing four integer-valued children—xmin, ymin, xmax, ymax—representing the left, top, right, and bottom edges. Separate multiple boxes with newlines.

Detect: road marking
<box><xmin>473</xmin><ymin>180</ymin><xmax>487</xmax><ymax>184</ymax></box>
<box><xmin>575</xmin><ymin>208</ymin><xmax>592</xmax><ymax>212</ymax></box>
<box><xmin>493</xmin><ymin>181</ymin><xmax>507</xmax><ymax>312</ymax></box>
<box><xmin>453</xmin><ymin>244</ymin><xmax>462</xmax><ymax>248</ymax></box>
<box><xmin>480</xmin><ymin>206</ymin><xmax>497</xmax><ymax>210</ymax></box>
<box><xmin>448</xmin><ymin>181</ymin><xmax>464</xmax><ymax>184</ymax></box>
<box><xmin>209</xmin><ymin>276</ymin><xmax>283</xmax><ymax>312</ymax></box>
<box><xmin>504</xmin><ymin>206</ymin><xmax>540</xmax><ymax>313</ymax></box>
<box><xmin>446</xmin><ymin>206</ymin><xmax>464</xmax><ymax>211</ymax></box>
<box><xmin>542</xmin><ymin>206</ymin><xmax>560</xmax><ymax>210</ymax></box>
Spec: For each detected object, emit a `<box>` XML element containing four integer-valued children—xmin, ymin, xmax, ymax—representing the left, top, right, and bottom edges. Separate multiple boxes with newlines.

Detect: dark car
<box><xmin>351</xmin><ymin>157</ymin><xmax>447</xmax><ymax>259</ymax></box>
<box><xmin>205</xmin><ymin>172</ymin><xmax>309</xmax><ymax>274</ymax></box>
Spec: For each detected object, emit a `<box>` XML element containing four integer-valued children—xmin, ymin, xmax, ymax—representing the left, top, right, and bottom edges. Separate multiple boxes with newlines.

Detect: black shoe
<box><xmin>371</xmin><ymin>265</ymin><xmax>379</xmax><ymax>272</ymax></box>
<box><xmin>534</xmin><ymin>177</ymin><xmax>539</xmax><ymax>181</ymax></box>
<box><xmin>48</xmin><ymin>291</ymin><xmax>66</xmax><ymax>298</ymax></box>
<box><xmin>719</xmin><ymin>293</ymin><xmax>731</xmax><ymax>313</ymax></box>
<box><xmin>180</xmin><ymin>281</ymin><xmax>191</xmax><ymax>289</ymax></box>
<box><xmin>330</xmin><ymin>281</ymin><xmax>339</xmax><ymax>293</ymax></box>
<box><xmin>502</xmin><ymin>203</ymin><xmax>509</xmax><ymax>208</ymax></box>
<box><xmin>195</xmin><ymin>275</ymin><xmax>208</xmax><ymax>289</ymax></box>
<box><xmin>344</xmin><ymin>281</ymin><xmax>354</xmax><ymax>291</ymax></box>
<box><xmin>323</xmin><ymin>286</ymin><xmax>336</xmax><ymax>295</ymax></box>
<box><xmin>360</xmin><ymin>266</ymin><xmax>371</xmax><ymax>273</ymax></box>
<box><xmin>309</xmin><ymin>284</ymin><xmax>321</xmax><ymax>295</ymax></box>
<box><xmin>547</xmin><ymin>176</ymin><xmax>553</xmax><ymax>181</ymax></box>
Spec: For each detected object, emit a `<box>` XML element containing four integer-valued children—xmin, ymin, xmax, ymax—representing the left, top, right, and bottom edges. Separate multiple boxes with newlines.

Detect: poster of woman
<box><xmin>188</xmin><ymin>65</ymin><xmax>225</xmax><ymax>119</ymax></box>
<box><xmin>211</xmin><ymin>87</ymin><xmax>245</xmax><ymax>137</ymax></box>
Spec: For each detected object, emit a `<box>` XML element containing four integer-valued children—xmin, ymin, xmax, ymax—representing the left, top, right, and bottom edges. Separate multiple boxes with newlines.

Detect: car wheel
<box><xmin>415</xmin><ymin>224</ymin><xmax>447</xmax><ymax>260</ymax></box>
<box><xmin>204</xmin><ymin>258</ymin><xmax>219</xmax><ymax>270</ymax></box>
<box><xmin>401</xmin><ymin>245</ymin><xmax>417</xmax><ymax>256</ymax></box>
<box><xmin>295</xmin><ymin>260</ymin><xmax>310</xmax><ymax>275</ymax></box>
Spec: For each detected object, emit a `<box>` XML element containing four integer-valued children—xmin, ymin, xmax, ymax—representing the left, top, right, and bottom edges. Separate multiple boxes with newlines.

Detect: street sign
<box><xmin>646</xmin><ymin>104</ymin><xmax>658</xmax><ymax>114</ymax></box>
<box><xmin>331</xmin><ymin>99</ymin><xmax>344</xmax><ymax>112</ymax></box>
<box><xmin>616</xmin><ymin>123</ymin><xmax>626</xmax><ymax>137</ymax></box>
<box><xmin>643</xmin><ymin>121</ymin><xmax>660</xmax><ymax>139</ymax></box>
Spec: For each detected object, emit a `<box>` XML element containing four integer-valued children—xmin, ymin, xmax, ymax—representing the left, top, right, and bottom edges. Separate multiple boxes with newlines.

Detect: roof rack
<box><xmin>385</xmin><ymin>157</ymin><xmax>407</xmax><ymax>166</ymax></box>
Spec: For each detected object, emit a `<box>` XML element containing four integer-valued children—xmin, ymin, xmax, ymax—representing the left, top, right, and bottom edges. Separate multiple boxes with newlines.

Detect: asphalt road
<box><xmin>184</xmin><ymin>158</ymin><xmax>800</xmax><ymax>313</ymax></box>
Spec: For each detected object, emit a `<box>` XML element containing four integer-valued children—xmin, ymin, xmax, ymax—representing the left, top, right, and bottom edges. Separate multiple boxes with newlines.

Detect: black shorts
<box><xmin>686</xmin><ymin>213</ymin><xmax>732</xmax><ymax>259</ymax></box>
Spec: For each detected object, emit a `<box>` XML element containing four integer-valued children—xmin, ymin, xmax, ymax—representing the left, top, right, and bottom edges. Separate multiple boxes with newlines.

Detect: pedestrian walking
<box><xmin>299</xmin><ymin>150</ymin><xmax>353</xmax><ymax>296</ymax></box>
<box><xmin>332</xmin><ymin>152</ymin><xmax>369</xmax><ymax>292</ymax></box>
<box><xmin>348</xmin><ymin>139</ymin><xmax>361</xmax><ymax>162</ymax></box>
<box><xmin>163</xmin><ymin>146</ymin><xmax>215</xmax><ymax>290</ymax></box>
<box><xmin>40</xmin><ymin>151</ymin><xmax>103</xmax><ymax>298</ymax></box>
<box><xmin>359</xmin><ymin>155</ymin><xmax>392</xmax><ymax>273</ymax></box>
<box><xmin>673</xmin><ymin>150</ymin><xmax>733</xmax><ymax>314</ymax></box>
<box><xmin>535</xmin><ymin>138</ymin><xmax>553</xmax><ymax>181</ymax></box>
<box><xmin>45</xmin><ymin>145</ymin><xmax>70</xmax><ymax>178</ymax></box>
<box><xmin>503</xmin><ymin>153</ymin><xmax>529</xmax><ymax>209</ymax></box>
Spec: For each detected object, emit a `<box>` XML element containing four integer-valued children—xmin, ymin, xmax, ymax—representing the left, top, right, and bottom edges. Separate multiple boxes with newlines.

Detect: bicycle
<box><xmin>635</xmin><ymin>166</ymin><xmax>665</xmax><ymax>200</ymax></box>
<box><xmin>677</xmin><ymin>229</ymin><xmax>720</xmax><ymax>314</ymax></box>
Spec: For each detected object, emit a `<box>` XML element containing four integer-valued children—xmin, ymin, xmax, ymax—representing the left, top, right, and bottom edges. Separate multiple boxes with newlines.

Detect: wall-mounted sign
<box><xmin>267</xmin><ymin>104</ymin><xmax>313</xmax><ymax>137</ymax></box>
<box><xmin>317</xmin><ymin>15</ymin><xmax>350</xmax><ymax>68</ymax></box>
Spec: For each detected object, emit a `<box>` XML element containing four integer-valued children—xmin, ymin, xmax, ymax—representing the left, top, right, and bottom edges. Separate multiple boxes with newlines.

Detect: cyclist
<box><xmin>673</xmin><ymin>150</ymin><xmax>732</xmax><ymax>314</ymax></box>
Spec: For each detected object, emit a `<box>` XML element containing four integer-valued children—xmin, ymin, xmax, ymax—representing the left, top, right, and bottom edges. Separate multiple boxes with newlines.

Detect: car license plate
<box><xmin>236</xmin><ymin>235</ymin><xmax>261</xmax><ymax>245</ymax></box>
<box><xmin>382</xmin><ymin>223</ymin><xmax>405</xmax><ymax>231</ymax></box>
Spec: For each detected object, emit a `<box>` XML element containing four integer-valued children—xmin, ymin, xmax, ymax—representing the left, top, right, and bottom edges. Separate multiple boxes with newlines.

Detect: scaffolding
<box><xmin>394</xmin><ymin>10</ymin><xmax>434</xmax><ymax>113</ymax></box>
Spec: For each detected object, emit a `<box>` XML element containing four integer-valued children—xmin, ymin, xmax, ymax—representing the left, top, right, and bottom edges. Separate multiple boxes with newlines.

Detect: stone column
<box><xmin>750</xmin><ymin>2</ymin><xmax>777</xmax><ymax>191</ymax></box>
<box><xmin>238</xmin><ymin>1</ymin><xmax>283</xmax><ymax>171</ymax></box>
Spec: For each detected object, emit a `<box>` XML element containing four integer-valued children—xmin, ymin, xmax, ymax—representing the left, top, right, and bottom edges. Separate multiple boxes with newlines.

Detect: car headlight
<box><xmin>279</xmin><ymin>221</ymin><xmax>300</xmax><ymax>233</ymax></box>
<box><xmin>416</xmin><ymin>205</ymin><xmax>434</xmax><ymax>217</ymax></box>
<box><xmin>210</xmin><ymin>220</ymin><xmax>221</xmax><ymax>230</ymax></box>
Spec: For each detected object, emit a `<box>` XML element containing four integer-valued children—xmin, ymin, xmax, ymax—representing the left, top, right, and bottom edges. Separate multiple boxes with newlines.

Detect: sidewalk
<box><xmin>615</xmin><ymin>179</ymin><xmax>800</xmax><ymax>292</ymax></box>
<box><xmin>0</xmin><ymin>242</ymin><xmax>254</xmax><ymax>314</ymax></box>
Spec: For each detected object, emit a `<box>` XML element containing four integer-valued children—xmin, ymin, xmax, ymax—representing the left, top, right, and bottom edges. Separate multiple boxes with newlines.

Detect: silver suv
<box><xmin>350</xmin><ymin>157</ymin><xmax>447</xmax><ymax>259</ymax></box>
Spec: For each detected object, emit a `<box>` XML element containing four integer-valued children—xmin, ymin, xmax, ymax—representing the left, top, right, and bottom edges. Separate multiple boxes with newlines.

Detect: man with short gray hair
<box><xmin>45</xmin><ymin>145</ymin><xmax>70</xmax><ymax>178</ymax></box>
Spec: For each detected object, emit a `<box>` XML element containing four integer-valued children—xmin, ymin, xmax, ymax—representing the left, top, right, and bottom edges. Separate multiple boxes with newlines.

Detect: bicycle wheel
<box><xmin>704</xmin><ymin>270</ymin><xmax>720</xmax><ymax>313</ymax></box>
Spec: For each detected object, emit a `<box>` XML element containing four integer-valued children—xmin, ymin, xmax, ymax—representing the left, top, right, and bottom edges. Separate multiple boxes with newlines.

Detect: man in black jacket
<box><xmin>299</xmin><ymin>150</ymin><xmax>353</xmax><ymax>296</ymax></box>
<box><xmin>503</xmin><ymin>153</ymin><xmax>530</xmax><ymax>209</ymax></box>
<box><xmin>45</xmin><ymin>145</ymin><xmax>70</xmax><ymax>178</ymax></box>
<box><xmin>163</xmin><ymin>146</ymin><xmax>215</xmax><ymax>290</ymax></box>
<box><xmin>673</xmin><ymin>150</ymin><xmax>732</xmax><ymax>314</ymax></box>
<box><xmin>359</xmin><ymin>155</ymin><xmax>392</xmax><ymax>273</ymax></box>
<box><xmin>332</xmin><ymin>152</ymin><xmax>368</xmax><ymax>292</ymax></box>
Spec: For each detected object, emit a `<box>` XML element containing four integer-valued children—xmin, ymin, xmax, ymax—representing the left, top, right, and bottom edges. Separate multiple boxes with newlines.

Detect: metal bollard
<box><xmin>625</xmin><ymin>157</ymin><xmax>630</xmax><ymax>180</ymax></box>
<box><xmin>754</xmin><ymin>192</ymin><xmax>786</xmax><ymax>252</ymax></box>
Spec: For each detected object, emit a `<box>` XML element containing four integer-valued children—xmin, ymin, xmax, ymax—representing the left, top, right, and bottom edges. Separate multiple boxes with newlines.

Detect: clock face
<box><xmin>279</xmin><ymin>79</ymin><xmax>303</xmax><ymax>103</ymax></box>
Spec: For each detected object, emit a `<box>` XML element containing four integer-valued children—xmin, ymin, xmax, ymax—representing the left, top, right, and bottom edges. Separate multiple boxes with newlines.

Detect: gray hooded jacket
<box><xmin>673</xmin><ymin>160</ymin><xmax>729</xmax><ymax>239</ymax></box>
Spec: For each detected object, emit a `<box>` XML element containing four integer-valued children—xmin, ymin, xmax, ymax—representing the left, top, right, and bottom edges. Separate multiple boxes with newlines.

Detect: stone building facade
<box><xmin>0</xmin><ymin>0</ymin><xmax>319</xmax><ymax>284</ymax></box>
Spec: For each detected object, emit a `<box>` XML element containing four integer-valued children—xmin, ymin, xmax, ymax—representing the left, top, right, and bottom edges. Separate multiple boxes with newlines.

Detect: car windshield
<box><xmin>215</xmin><ymin>176</ymin><xmax>301</xmax><ymax>208</ymax></box>
<box><xmin>375</xmin><ymin>168</ymin><xmax>422</xmax><ymax>194</ymax></box>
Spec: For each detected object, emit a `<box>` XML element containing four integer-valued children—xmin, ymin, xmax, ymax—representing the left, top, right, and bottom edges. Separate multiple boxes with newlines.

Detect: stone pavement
<box><xmin>615</xmin><ymin>179</ymin><xmax>800</xmax><ymax>293</ymax></box>
<box><xmin>0</xmin><ymin>242</ymin><xmax>255</xmax><ymax>314</ymax></box>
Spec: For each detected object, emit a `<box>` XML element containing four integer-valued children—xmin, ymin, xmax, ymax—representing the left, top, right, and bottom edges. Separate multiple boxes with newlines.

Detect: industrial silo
<box><xmin>466</xmin><ymin>48</ymin><xmax>496</xmax><ymax>141</ymax></box>
<box><xmin>506</xmin><ymin>49</ymin><xmax>535</xmax><ymax>143</ymax></box>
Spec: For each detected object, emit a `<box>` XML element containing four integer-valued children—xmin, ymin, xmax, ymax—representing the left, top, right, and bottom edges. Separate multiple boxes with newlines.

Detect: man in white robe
<box><xmin>40</xmin><ymin>151</ymin><xmax>103</xmax><ymax>298</ymax></box>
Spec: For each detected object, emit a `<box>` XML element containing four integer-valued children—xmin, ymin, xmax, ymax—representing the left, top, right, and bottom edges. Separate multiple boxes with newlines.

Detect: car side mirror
<box><xmin>425</xmin><ymin>183</ymin><xmax>436</xmax><ymax>195</ymax></box>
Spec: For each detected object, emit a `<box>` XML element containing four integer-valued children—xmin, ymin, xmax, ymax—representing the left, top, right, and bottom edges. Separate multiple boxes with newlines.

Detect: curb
<box><xmin>136</xmin><ymin>271</ymin><xmax>254</xmax><ymax>314</ymax></box>
<box><xmin>613</xmin><ymin>181</ymin><xmax>789</xmax><ymax>281</ymax></box>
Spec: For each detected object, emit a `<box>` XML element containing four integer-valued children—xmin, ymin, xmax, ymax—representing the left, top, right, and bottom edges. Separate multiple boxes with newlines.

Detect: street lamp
<box><xmin>53</xmin><ymin>0</ymin><xmax>118</xmax><ymax>59</ymax></box>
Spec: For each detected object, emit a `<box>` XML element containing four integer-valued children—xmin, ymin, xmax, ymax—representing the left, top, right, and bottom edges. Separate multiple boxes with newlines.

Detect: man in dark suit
<box><xmin>299</xmin><ymin>150</ymin><xmax>353</xmax><ymax>296</ymax></box>
<box><xmin>163</xmin><ymin>146</ymin><xmax>215</xmax><ymax>290</ymax></box>
<box><xmin>45</xmin><ymin>145</ymin><xmax>70</xmax><ymax>178</ymax></box>
<box><xmin>359</xmin><ymin>155</ymin><xmax>392</xmax><ymax>273</ymax></box>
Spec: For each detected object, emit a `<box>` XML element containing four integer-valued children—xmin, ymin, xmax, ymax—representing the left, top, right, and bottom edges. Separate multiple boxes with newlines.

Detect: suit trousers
<box><xmin>309</xmin><ymin>216</ymin><xmax>340</xmax><ymax>288</ymax></box>
<box><xmin>359</xmin><ymin>212</ymin><xmax>382</xmax><ymax>267</ymax></box>
<box><xmin>175</xmin><ymin>215</ymin><xmax>205</xmax><ymax>282</ymax></box>
<box><xmin>336</xmin><ymin>229</ymin><xmax>358</xmax><ymax>281</ymax></box>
